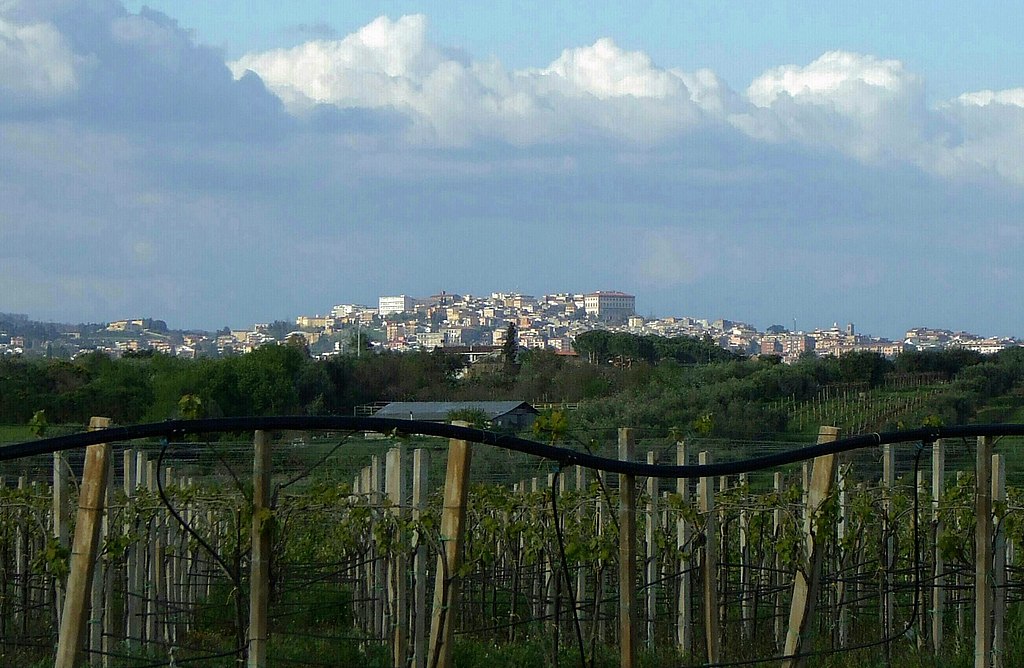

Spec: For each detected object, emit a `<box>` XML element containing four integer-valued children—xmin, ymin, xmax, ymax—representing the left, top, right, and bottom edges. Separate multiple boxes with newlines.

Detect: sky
<box><xmin>3</xmin><ymin>1</ymin><xmax>1024</xmax><ymax>338</ymax></box>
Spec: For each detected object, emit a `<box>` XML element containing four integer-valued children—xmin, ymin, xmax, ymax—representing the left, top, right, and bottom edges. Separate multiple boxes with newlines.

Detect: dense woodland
<box><xmin>1</xmin><ymin>332</ymin><xmax>1022</xmax><ymax>439</ymax></box>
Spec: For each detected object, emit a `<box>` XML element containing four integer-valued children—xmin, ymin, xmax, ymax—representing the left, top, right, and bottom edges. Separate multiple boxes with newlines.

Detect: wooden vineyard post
<box><xmin>53</xmin><ymin>450</ymin><xmax>70</xmax><ymax>627</ymax></box>
<box><xmin>386</xmin><ymin>446</ymin><xmax>409</xmax><ymax>668</ymax></box>
<box><xmin>575</xmin><ymin>465</ymin><xmax>587</xmax><ymax>621</ymax></box>
<box><xmin>957</xmin><ymin>470</ymin><xmax>967</xmax><ymax>642</ymax></box>
<box><xmin>545</xmin><ymin>472</ymin><xmax>557</xmax><ymax>625</ymax></box>
<box><xmin>55</xmin><ymin>417</ymin><xmax>112</xmax><ymax>668</ymax></box>
<box><xmin>932</xmin><ymin>438</ymin><xmax>945</xmax><ymax>652</ymax></box>
<box><xmin>412</xmin><ymin>448</ymin><xmax>430</xmax><ymax>668</ymax></box>
<box><xmin>781</xmin><ymin>425</ymin><xmax>839</xmax><ymax>668</ymax></box>
<box><xmin>676</xmin><ymin>441</ymin><xmax>691</xmax><ymax>655</ymax></box>
<box><xmin>89</xmin><ymin>453</ymin><xmax>114</xmax><ymax>667</ymax></box>
<box><xmin>358</xmin><ymin>466</ymin><xmax>370</xmax><ymax>635</ymax></box>
<box><xmin>773</xmin><ymin>472</ymin><xmax>784</xmax><ymax>649</ymax></box>
<box><xmin>15</xmin><ymin>476</ymin><xmax>27</xmax><ymax>634</ymax></box>
<box><xmin>976</xmin><ymin>436</ymin><xmax>994</xmax><ymax>668</ymax></box>
<box><xmin>248</xmin><ymin>430</ymin><xmax>271</xmax><ymax>668</ymax></box>
<box><xmin>881</xmin><ymin>443</ymin><xmax>895</xmax><ymax>644</ymax></box>
<box><xmin>372</xmin><ymin>455</ymin><xmax>386</xmax><ymax>641</ymax></box>
<box><xmin>916</xmin><ymin>465</ymin><xmax>927</xmax><ymax>649</ymax></box>
<box><xmin>122</xmin><ymin>448</ymin><xmax>137</xmax><ymax>645</ymax></box>
<box><xmin>739</xmin><ymin>472</ymin><xmax>751</xmax><ymax>640</ymax></box>
<box><xmin>835</xmin><ymin>463</ymin><xmax>850</xmax><ymax>647</ymax></box>
<box><xmin>428</xmin><ymin>425</ymin><xmax>473</xmax><ymax>668</ymax></box>
<box><xmin>698</xmin><ymin>451</ymin><xmax>720</xmax><ymax>665</ymax></box>
<box><xmin>596</xmin><ymin>470</ymin><xmax>608</xmax><ymax>643</ymax></box>
<box><xmin>645</xmin><ymin>450</ymin><xmax>658</xmax><ymax>648</ymax></box>
<box><xmin>146</xmin><ymin>460</ymin><xmax>159</xmax><ymax>644</ymax></box>
<box><xmin>992</xmin><ymin>453</ymin><xmax>1006</xmax><ymax>668</ymax></box>
<box><xmin>617</xmin><ymin>428</ymin><xmax>638</xmax><ymax>668</ymax></box>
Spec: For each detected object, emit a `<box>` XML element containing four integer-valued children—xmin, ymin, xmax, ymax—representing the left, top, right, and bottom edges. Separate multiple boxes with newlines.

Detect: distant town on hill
<box><xmin>1</xmin><ymin>290</ymin><xmax>1020</xmax><ymax>362</ymax></box>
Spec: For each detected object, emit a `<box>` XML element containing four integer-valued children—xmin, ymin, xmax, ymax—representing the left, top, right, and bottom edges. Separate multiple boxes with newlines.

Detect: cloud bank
<box><xmin>228</xmin><ymin>15</ymin><xmax>1024</xmax><ymax>185</ymax></box>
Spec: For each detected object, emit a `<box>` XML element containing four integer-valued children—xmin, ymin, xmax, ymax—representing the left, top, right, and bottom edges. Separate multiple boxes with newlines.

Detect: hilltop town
<box><xmin>1</xmin><ymin>290</ymin><xmax>1020</xmax><ymax>363</ymax></box>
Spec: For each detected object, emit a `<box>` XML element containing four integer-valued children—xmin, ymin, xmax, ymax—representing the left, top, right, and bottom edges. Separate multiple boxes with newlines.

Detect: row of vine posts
<box><xmin>0</xmin><ymin>417</ymin><xmax>1018</xmax><ymax>667</ymax></box>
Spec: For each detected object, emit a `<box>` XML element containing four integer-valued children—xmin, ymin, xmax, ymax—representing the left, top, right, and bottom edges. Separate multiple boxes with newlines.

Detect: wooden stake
<box><xmin>372</xmin><ymin>455</ymin><xmax>386</xmax><ymax>640</ymax></box>
<box><xmin>247</xmin><ymin>430</ymin><xmax>272</xmax><ymax>668</ymax></box>
<box><xmin>645</xmin><ymin>451</ymin><xmax>658</xmax><ymax>647</ymax></box>
<box><xmin>55</xmin><ymin>417</ymin><xmax>112</xmax><ymax>668</ymax></box>
<box><xmin>698</xmin><ymin>451</ymin><xmax>720</xmax><ymax>664</ymax></box>
<box><xmin>428</xmin><ymin>426</ymin><xmax>473</xmax><ymax>668</ymax></box>
<box><xmin>932</xmin><ymin>439</ymin><xmax>945</xmax><ymax>652</ymax></box>
<box><xmin>773</xmin><ymin>471</ymin><xmax>784</xmax><ymax>649</ymax></box>
<box><xmin>412</xmin><ymin>448</ymin><xmax>430</xmax><ymax>668</ymax></box>
<box><xmin>992</xmin><ymin>453</ymin><xmax>1006</xmax><ymax>668</ymax></box>
<box><xmin>976</xmin><ymin>436</ymin><xmax>994</xmax><ymax>668</ymax></box>
<box><xmin>739</xmin><ymin>472</ymin><xmax>750</xmax><ymax>639</ymax></box>
<box><xmin>676</xmin><ymin>441</ymin><xmax>691</xmax><ymax>655</ymax></box>
<box><xmin>53</xmin><ymin>450</ymin><xmax>69</xmax><ymax>627</ymax></box>
<box><xmin>836</xmin><ymin>463</ymin><xmax>852</xmax><ymax>647</ymax></box>
<box><xmin>881</xmin><ymin>443</ymin><xmax>895</xmax><ymax>642</ymax></box>
<box><xmin>781</xmin><ymin>426</ymin><xmax>839</xmax><ymax>668</ymax></box>
<box><xmin>618</xmin><ymin>428</ymin><xmax>638</xmax><ymax>668</ymax></box>
<box><xmin>386</xmin><ymin>446</ymin><xmax>409</xmax><ymax>668</ymax></box>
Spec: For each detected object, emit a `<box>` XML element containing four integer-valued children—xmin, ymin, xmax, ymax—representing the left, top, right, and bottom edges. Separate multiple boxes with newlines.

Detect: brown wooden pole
<box><xmin>781</xmin><ymin>426</ymin><xmax>839</xmax><ymax>668</ymax></box>
<box><xmin>698</xmin><ymin>451</ymin><xmax>720</xmax><ymax>664</ymax></box>
<box><xmin>645</xmin><ymin>450</ymin><xmax>658</xmax><ymax>648</ymax></box>
<box><xmin>992</xmin><ymin>453</ymin><xmax>1006</xmax><ymax>668</ymax></box>
<box><xmin>248</xmin><ymin>430</ymin><xmax>272</xmax><ymax>668</ymax></box>
<box><xmin>386</xmin><ymin>446</ymin><xmax>409</xmax><ymax>668</ymax></box>
<box><xmin>932</xmin><ymin>438</ymin><xmax>945</xmax><ymax>652</ymax></box>
<box><xmin>53</xmin><ymin>450</ymin><xmax>69</xmax><ymax>628</ymax></box>
<box><xmin>618</xmin><ymin>428</ymin><xmax>638</xmax><ymax>668</ymax></box>
<box><xmin>412</xmin><ymin>448</ymin><xmax>430</xmax><ymax>668</ymax></box>
<box><xmin>676</xmin><ymin>441</ymin><xmax>692</xmax><ymax>655</ymax></box>
<box><xmin>55</xmin><ymin>417</ymin><xmax>112</xmax><ymax>668</ymax></box>
<box><xmin>976</xmin><ymin>436</ymin><xmax>994</xmax><ymax>668</ymax></box>
<box><xmin>428</xmin><ymin>424</ymin><xmax>473</xmax><ymax>668</ymax></box>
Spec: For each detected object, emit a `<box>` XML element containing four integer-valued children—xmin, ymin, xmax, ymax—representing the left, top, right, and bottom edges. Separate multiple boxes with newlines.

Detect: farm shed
<box><xmin>373</xmin><ymin>400</ymin><xmax>539</xmax><ymax>429</ymax></box>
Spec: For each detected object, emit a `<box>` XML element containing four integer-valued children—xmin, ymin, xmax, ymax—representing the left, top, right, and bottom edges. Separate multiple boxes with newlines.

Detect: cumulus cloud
<box><xmin>231</xmin><ymin>15</ymin><xmax>704</xmax><ymax>145</ymax></box>
<box><xmin>936</xmin><ymin>89</ymin><xmax>1024</xmax><ymax>183</ymax></box>
<box><xmin>0</xmin><ymin>0</ymin><xmax>288</xmax><ymax>137</ymax></box>
<box><xmin>731</xmin><ymin>51</ymin><xmax>938</xmax><ymax>165</ymax></box>
<box><xmin>539</xmin><ymin>37</ymin><xmax>685</xmax><ymax>99</ymax></box>
<box><xmin>230</xmin><ymin>16</ymin><xmax>1024</xmax><ymax>186</ymax></box>
<box><xmin>0</xmin><ymin>16</ymin><xmax>81</xmax><ymax>106</ymax></box>
<box><xmin>746</xmin><ymin>51</ymin><xmax>915</xmax><ymax>109</ymax></box>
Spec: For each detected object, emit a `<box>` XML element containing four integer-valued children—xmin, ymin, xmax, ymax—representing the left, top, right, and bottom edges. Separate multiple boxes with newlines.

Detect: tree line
<box><xmin>0</xmin><ymin>333</ymin><xmax>1020</xmax><ymax>441</ymax></box>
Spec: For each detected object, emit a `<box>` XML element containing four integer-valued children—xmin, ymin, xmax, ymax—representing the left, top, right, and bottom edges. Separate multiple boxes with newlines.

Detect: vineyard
<box><xmin>1</xmin><ymin>418</ymin><xmax>1023</xmax><ymax>668</ymax></box>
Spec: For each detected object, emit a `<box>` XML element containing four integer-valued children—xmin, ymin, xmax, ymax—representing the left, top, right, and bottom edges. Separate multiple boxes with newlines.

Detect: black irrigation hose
<box><xmin>6</xmin><ymin>416</ymin><xmax>1024</xmax><ymax>477</ymax></box>
<box><xmin>156</xmin><ymin>439</ymin><xmax>239</xmax><ymax>587</ymax></box>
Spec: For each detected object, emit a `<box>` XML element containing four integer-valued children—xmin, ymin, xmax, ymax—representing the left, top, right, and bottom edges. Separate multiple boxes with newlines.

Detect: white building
<box><xmin>584</xmin><ymin>291</ymin><xmax>636</xmax><ymax>322</ymax></box>
<box><xmin>379</xmin><ymin>295</ymin><xmax>416</xmax><ymax>316</ymax></box>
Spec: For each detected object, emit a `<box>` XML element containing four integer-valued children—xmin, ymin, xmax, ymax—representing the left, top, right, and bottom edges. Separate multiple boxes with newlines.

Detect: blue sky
<box><xmin>3</xmin><ymin>1</ymin><xmax>1024</xmax><ymax>337</ymax></box>
<box><xmin>122</xmin><ymin>1</ymin><xmax>1024</xmax><ymax>101</ymax></box>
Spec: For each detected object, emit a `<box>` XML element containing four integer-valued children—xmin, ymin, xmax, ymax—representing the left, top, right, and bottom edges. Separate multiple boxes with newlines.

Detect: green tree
<box><xmin>502</xmin><ymin>322</ymin><xmax>519</xmax><ymax>378</ymax></box>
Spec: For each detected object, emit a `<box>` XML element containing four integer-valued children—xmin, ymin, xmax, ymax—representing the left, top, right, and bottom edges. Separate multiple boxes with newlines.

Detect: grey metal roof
<box><xmin>373</xmin><ymin>401</ymin><xmax>537</xmax><ymax>421</ymax></box>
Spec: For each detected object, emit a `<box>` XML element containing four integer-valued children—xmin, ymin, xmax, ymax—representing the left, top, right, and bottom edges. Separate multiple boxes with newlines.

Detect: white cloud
<box><xmin>955</xmin><ymin>88</ymin><xmax>1024</xmax><ymax>108</ymax></box>
<box><xmin>937</xmin><ymin>89</ymin><xmax>1024</xmax><ymax>183</ymax></box>
<box><xmin>231</xmin><ymin>16</ymin><xmax>703</xmax><ymax>146</ymax></box>
<box><xmin>0</xmin><ymin>16</ymin><xmax>80</xmax><ymax>102</ymax></box>
<box><xmin>746</xmin><ymin>51</ymin><xmax>914</xmax><ymax>111</ymax></box>
<box><xmin>733</xmin><ymin>51</ymin><xmax>934</xmax><ymax>164</ymax></box>
<box><xmin>539</xmin><ymin>37</ymin><xmax>685</xmax><ymax>99</ymax></box>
